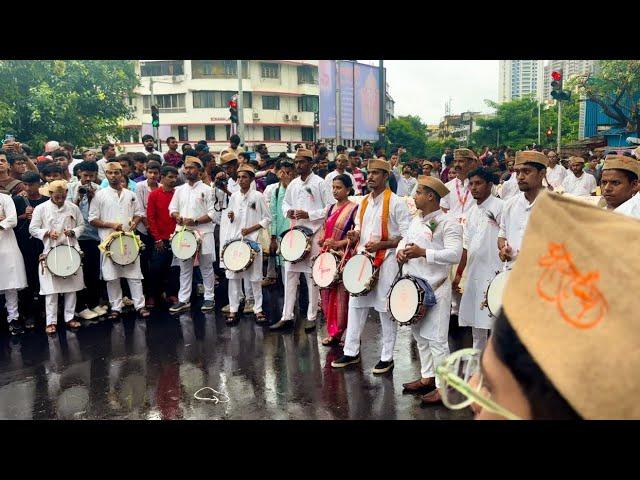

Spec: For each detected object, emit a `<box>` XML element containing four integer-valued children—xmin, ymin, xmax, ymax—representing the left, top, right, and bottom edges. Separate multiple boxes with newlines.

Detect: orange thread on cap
<box><xmin>536</xmin><ymin>243</ymin><xmax>607</xmax><ymax>329</ymax></box>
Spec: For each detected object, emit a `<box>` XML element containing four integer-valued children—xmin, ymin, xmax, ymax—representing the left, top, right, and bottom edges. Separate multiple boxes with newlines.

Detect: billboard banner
<box><xmin>339</xmin><ymin>61</ymin><xmax>354</xmax><ymax>140</ymax></box>
<box><xmin>319</xmin><ymin>60</ymin><xmax>337</xmax><ymax>139</ymax></box>
<box><xmin>354</xmin><ymin>63</ymin><xmax>380</xmax><ymax>141</ymax></box>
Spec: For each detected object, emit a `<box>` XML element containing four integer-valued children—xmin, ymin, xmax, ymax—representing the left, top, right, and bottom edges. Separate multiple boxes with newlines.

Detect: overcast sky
<box><xmin>362</xmin><ymin>60</ymin><xmax>500</xmax><ymax>125</ymax></box>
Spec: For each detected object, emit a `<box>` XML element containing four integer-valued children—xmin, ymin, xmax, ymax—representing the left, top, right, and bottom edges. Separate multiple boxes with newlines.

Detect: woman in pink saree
<box><xmin>318</xmin><ymin>174</ymin><xmax>358</xmax><ymax>346</ymax></box>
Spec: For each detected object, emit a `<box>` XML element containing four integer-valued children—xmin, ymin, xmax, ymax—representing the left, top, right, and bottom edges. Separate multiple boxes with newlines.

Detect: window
<box><xmin>297</xmin><ymin>95</ymin><xmax>318</xmax><ymax>112</ymax></box>
<box><xmin>205</xmin><ymin>125</ymin><xmax>215</xmax><ymax>141</ymax></box>
<box><xmin>225</xmin><ymin>125</ymin><xmax>231</xmax><ymax>140</ymax></box>
<box><xmin>301</xmin><ymin>127</ymin><xmax>314</xmax><ymax>142</ymax></box>
<box><xmin>263</xmin><ymin>126</ymin><xmax>281</xmax><ymax>141</ymax></box>
<box><xmin>178</xmin><ymin>126</ymin><xmax>189</xmax><ymax>142</ymax></box>
<box><xmin>191</xmin><ymin>60</ymin><xmax>249</xmax><ymax>79</ymax></box>
<box><xmin>130</xmin><ymin>129</ymin><xmax>140</xmax><ymax>143</ymax></box>
<box><xmin>262</xmin><ymin>96</ymin><xmax>280</xmax><ymax>110</ymax></box>
<box><xmin>140</xmin><ymin>61</ymin><xmax>184</xmax><ymax>76</ymax></box>
<box><xmin>297</xmin><ymin>65</ymin><xmax>318</xmax><ymax>85</ymax></box>
<box><xmin>143</xmin><ymin>94</ymin><xmax>186</xmax><ymax>113</ymax></box>
<box><xmin>192</xmin><ymin>91</ymin><xmax>252</xmax><ymax>109</ymax></box>
<box><xmin>261</xmin><ymin>62</ymin><xmax>280</xmax><ymax>79</ymax></box>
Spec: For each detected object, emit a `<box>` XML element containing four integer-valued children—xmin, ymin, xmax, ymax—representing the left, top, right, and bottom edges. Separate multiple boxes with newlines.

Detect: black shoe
<box><xmin>269</xmin><ymin>319</ymin><xmax>294</xmax><ymax>331</ymax></box>
<box><xmin>8</xmin><ymin>320</ymin><xmax>24</xmax><ymax>336</ymax></box>
<box><xmin>372</xmin><ymin>359</ymin><xmax>394</xmax><ymax>374</ymax></box>
<box><xmin>331</xmin><ymin>354</ymin><xmax>361</xmax><ymax>368</ymax></box>
<box><xmin>169</xmin><ymin>301</ymin><xmax>191</xmax><ymax>314</ymax></box>
<box><xmin>304</xmin><ymin>319</ymin><xmax>316</xmax><ymax>332</ymax></box>
<box><xmin>24</xmin><ymin>317</ymin><xmax>35</xmax><ymax>330</ymax></box>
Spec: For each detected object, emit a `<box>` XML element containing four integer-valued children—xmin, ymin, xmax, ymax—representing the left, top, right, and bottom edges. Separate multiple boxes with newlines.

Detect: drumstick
<box><xmin>54</xmin><ymin>236</ymin><xmax>58</xmax><ymax>272</ymax></box>
<box><xmin>66</xmin><ymin>216</ymin><xmax>73</xmax><ymax>263</ymax></box>
<box><xmin>288</xmin><ymin>217</ymin><xmax>296</xmax><ymax>248</ymax></box>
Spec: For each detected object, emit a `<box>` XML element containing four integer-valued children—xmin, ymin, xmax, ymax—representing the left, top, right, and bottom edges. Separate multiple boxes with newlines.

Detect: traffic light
<box><xmin>151</xmin><ymin>105</ymin><xmax>160</xmax><ymax>128</ymax></box>
<box><xmin>313</xmin><ymin>111</ymin><xmax>319</xmax><ymax>126</ymax></box>
<box><xmin>550</xmin><ymin>70</ymin><xmax>571</xmax><ymax>101</ymax></box>
<box><xmin>229</xmin><ymin>99</ymin><xmax>238</xmax><ymax>124</ymax></box>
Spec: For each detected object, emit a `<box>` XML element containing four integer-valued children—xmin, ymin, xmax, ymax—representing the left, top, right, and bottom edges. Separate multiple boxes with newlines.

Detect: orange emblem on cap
<box><xmin>536</xmin><ymin>243</ymin><xmax>607</xmax><ymax>329</ymax></box>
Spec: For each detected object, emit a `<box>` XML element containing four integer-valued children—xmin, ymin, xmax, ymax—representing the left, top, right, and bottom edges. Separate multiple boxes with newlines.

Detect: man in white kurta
<box><xmin>499</xmin><ymin>169</ymin><xmax>519</xmax><ymax>201</ymax></box>
<box><xmin>223</xmin><ymin>165</ymin><xmax>271</xmax><ymax>324</ymax></box>
<box><xmin>270</xmin><ymin>149</ymin><xmax>331</xmax><ymax>332</ymax></box>
<box><xmin>323</xmin><ymin>154</ymin><xmax>356</xmax><ymax>206</ymax></box>
<box><xmin>498</xmin><ymin>151</ymin><xmax>548</xmax><ymax>267</ymax></box>
<box><xmin>600</xmin><ymin>154</ymin><xmax>640</xmax><ymax>218</ymax></box>
<box><xmin>331</xmin><ymin>159</ymin><xmax>411</xmax><ymax>374</ymax></box>
<box><xmin>561</xmin><ymin>157</ymin><xmax>597</xmax><ymax>197</ymax></box>
<box><xmin>135</xmin><ymin>161</ymin><xmax>160</xmax><ymax>305</ymax></box>
<box><xmin>29</xmin><ymin>180</ymin><xmax>85</xmax><ymax>333</ymax></box>
<box><xmin>457</xmin><ymin>169</ymin><xmax>504</xmax><ymax>351</ymax></box>
<box><xmin>396</xmin><ymin>176</ymin><xmax>462</xmax><ymax>403</ymax></box>
<box><xmin>0</xmin><ymin>192</ymin><xmax>28</xmax><ymax>334</ymax></box>
<box><xmin>89</xmin><ymin>162</ymin><xmax>148</xmax><ymax>318</ymax></box>
<box><xmin>545</xmin><ymin>151</ymin><xmax>566</xmax><ymax>190</ymax></box>
<box><xmin>168</xmin><ymin>156</ymin><xmax>217</xmax><ymax>313</ymax></box>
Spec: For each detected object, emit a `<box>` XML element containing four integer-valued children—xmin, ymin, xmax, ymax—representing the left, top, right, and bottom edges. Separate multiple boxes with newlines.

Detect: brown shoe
<box><xmin>403</xmin><ymin>377</ymin><xmax>436</xmax><ymax>394</ymax></box>
<box><xmin>421</xmin><ymin>388</ymin><xmax>443</xmax><ymax>405</ymax></box>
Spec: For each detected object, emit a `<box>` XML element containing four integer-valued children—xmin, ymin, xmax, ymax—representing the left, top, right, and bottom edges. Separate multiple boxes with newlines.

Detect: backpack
<box><xmin>0</xmin><ymin>179</ymin><xmax>22</xmax><ymax>196</ymax></box>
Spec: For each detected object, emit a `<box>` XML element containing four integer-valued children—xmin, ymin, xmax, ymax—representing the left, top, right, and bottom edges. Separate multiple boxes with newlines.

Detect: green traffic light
<box><xmin>152</xmin><ymin>120</ymin><xmax>159</xmax><ymax>127</ymax></box>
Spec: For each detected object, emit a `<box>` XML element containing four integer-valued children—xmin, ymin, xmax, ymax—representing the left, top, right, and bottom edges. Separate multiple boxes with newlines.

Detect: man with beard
<box><xmin>600</xmin><ymin>154</ymin><xmax>640</xmax><ymax>217</ymax></box>
<box><xmin>323</xmin><ymin>153</ymin><xmax>355</xmax><ymax>205</ymax></box>
<box><xmin>561</xmin><ymin>156</ymin><xmax>597</xmax><ymax>197</ymax></box>
<box><xmin>97</xmin><ymin>143</ymin><xmax>117</xmax><ymax>181</ymax></box>
<box><xmin>142</xmin><ymin>135</ymin><xmax>161</xmax><ymax>157</ymax></box>
<box><xmin>545</xmin><ymin>150</ymin><xmax>566</xmax><ymax>190</ymax></box>
<box><xmin>163</xmin><ymin>136</ymin><xmax>183</xmax><ymax>167</ymax></box>
<box><xmin>498</xmin><ymin>151</ymin><xmax>548</xmax><ymax>265</ymax></box>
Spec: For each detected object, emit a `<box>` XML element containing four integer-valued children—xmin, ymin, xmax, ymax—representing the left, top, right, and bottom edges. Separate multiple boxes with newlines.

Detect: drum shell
<box><xmin>342</xmin><ymin>253</ymin><xmax>380</xmax><ymax>297</ymax></box>
<box><xmin>44</xmin><ymin>246</ymin><xmax>84</xmax><ymax>279</ymax></box>
<box><xmin>221</xmin><ymin>239</ymin><xmax>258</xmax><ymax>273</ymax></box>
<box><xmin>311</xmin><ymin>250</ymin><xmax>343</xmax><ymax>289</ymax></box>
<box><xmin>105</xmin><ymin>233</ymin><xmax>141</xmax><ymax>266</ymax></box>
<box><xmin>485</xmin><ymin>270</ymin><xmax>511</xmax><ymax>318</ymax></box>
<box><xmin>170</xmin><ymin>229</ymin><xmax>202</xmax><ymax>260</ymax></box>
<box><xmin>388</xmin><ymin>276</ymin><xmax>427</xmax><ymax>326</ymax></box>
<box><xmin>280</xmin><ymin>226</ymin><xmax>314</xmax><ymax>263</ymax></box>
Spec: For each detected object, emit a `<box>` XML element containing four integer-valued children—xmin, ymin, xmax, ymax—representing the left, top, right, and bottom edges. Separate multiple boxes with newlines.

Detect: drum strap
<box><xmin>359</xmin><ymin>188</ymin><xmax>391</xmax><ymax>267</ymax></box>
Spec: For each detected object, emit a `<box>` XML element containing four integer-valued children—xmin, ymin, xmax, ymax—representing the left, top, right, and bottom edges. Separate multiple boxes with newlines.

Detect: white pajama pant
<box><xmin>229</xmin><ymin>279</ymin><xmax>262</xmax><ymax>314</ymax></box>
<box><xmin>106</xmin><ymin>278</ymin><xmax>145</xmax><ymax>312</ymax></box>
<box><xmin>2</xmin><ymin>289</ymin><xmax>19</xmax><ymax>322</ymax></box>
<box><xmin>281</xmin><ymin>271</ymin><xmax>319</xmax><ymax>322</ymax></box>
<box><xmin>343</xmin><ymin>306</ymin><xmax>398</xmax><ymax>362</ymax></box>
<box><xmin>244</xmin><ymin>278</ymin><xmax>254</xmax><ymax>301</ymax></box>
<box><xmin>411</xmin><ymin>324</ymin><xmax>449</xmax><ymax>388</ymax></box>
<box><xmin>179</xmin><ymin>254</ymin><xmax>214</xmax><ymax>303</ymax></box>
<box><xmin>45</xmin><ymin>293</ymin><xmax>77</xmax><ymax>326</ymax></box>
<box><xmin>471</xmin><ymin>327</ymin><xmax>489</xmax><ymax>352</ymax></box>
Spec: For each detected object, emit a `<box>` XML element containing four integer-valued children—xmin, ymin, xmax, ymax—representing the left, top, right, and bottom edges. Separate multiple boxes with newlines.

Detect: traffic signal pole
<box><xmin>557</xmin><ymin>100</ymin><xmax>562</xmax><ymax>154</ymax></box>
<box><xmin>150</xmin><ymin>79</ymin><xmax>159</xmax><ymax>150</ymax></box>
<box><xmin>237</xmin><ymin>60</ymin><xmax>244</xmax><ymax>145</ymax></box>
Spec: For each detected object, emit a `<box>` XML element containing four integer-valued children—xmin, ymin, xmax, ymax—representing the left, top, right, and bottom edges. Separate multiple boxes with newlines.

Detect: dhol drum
<box><xmin>342</xmin><ymin>252</ymin><xmax>379</xmax><ymax>296</ymax></box>
<box><xmin>311</xmin><ymin>250</ymin><xmax>343</xmax><ymax>288</ymax></box>
<box><xmin>44</xmin><ymin>245</ymin><xmax>83</xmax><ymax>278</ymax></box>
<box><xmin>280</xmin><ymin>226</ymin><xmax>313</xmax><ymax>263</ymax></box>
<box><xmin>105</xmin><ymin>232</ymin><xmax>141</xmax><ymax>266</ymax></box>
<box><xmin>485</xmin><ymin>270</ymin><xmax>512</xmax><ymax>318</ymax></box>
<box><xmin>388</xmin><ymin>276</ymin><xmax>429</xmax><ymax>326</ymax></box>
<box><xmin>222</xmin><ymin>238</ymin><xmax>260</xmax><ymax>272</ymax></box>
<box><xmin>170</xmin><ymin>228</ymin><xmax>202</xmax><ymax>260</ymax></box>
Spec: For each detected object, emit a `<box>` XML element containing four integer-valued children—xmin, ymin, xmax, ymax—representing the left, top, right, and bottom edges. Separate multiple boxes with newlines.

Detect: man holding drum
<box><xmin>331</xmin><ymin>159</ymin><xmax>411</xmax><ymax>374</ymax></box>
<box><xmin>270</xmin><ymin>148</ymin><xmax>331</xmax><ymax>332</ymax></box>
<box><xmin>29</xmin><ymin>180</ymin><xmax>85</xmax><ymax>334</ymax></box>
<box><xmin>168</xmin><ymin>156</ymin><xmax>217</xmax><ymax>313</ymax></box>
<box><xmin>223</xmin><ymin>164</ymin><xmax>271</xmax><ymax>325</ymax></box>
<box><xmin>600</xmin><ymin>154</ymin><xmax>640</xmax><ymax>217</ymax></box>
<box><xmin>395</xmin><ymin>176</ymin><xmax>462</xmax><ymax>402</ymax></box>
<box><xmin>89</xmin><ymin>162</ymin><xmax>150</xmax><ymax>320</ymax></box>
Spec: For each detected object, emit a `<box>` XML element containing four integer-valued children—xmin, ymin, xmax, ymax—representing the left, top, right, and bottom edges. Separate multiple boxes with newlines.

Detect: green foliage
<box><xmin>386</xmin><ymin>115</ymin><xmax>427</xmax><ymax>159</ymax></box>
<box><xmin>425</xmin><ymin>139</ymin><xmax>458</xmax><ymax>158</ymax></box>
<box><xmin>0</xmin><ymin>60</ymin><xmax>139</xmax><ymax>151</ymax></box>
<box><xmin>470</xmin><ymin>96</ymin><xmax>579</xmax><ymax>150</ymax></box>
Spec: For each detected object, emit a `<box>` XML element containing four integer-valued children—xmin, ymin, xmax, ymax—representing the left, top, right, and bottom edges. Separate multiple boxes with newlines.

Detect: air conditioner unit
<box><xmin>283</xmin><ymin>114</ymin><xmax>290</xmax><ymax>121</ymax></box>
<box><xmin>253</xmin><ymin>112</ymin><xmax>260</xmax><ymax>120</ymax></box>
<box><xmin>292</xmin><ymin>115</ymin><xmax>299</xmax><ymax>121</ymax></box>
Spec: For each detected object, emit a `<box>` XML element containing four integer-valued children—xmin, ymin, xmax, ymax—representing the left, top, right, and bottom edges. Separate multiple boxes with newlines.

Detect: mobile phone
<box><xmin>4</xmin><ymin>134</ymin><xmax>15</xmax><ymax>142</ymax></box>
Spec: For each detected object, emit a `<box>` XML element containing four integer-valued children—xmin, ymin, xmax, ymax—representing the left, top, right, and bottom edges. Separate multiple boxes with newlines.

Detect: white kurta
<box><xmin>397</xmin><ymin>210</ymin><xmax>462</xmax><ymax>341</ymax></box>
<box><xmin>500</xmin><ymin>173</ymin><xmax>519</xmax><ymax>201</ymax></box>
<box><xmin>323</xmin><ymin>169</ymin><xmax>356</xmax><ymax>205</ymax></box>
<box><xmin>0</xmin><ymin>194</ymin><xmax>27</xmax><ymax>291</ymax></box>
<box><xmin>614</xmin><ymin>192</ymin><xmax>640</xmax><ymax>218</ymax></box>
<box><xmin>498</xmin><ymin>192</ymin><xmax>537</xmax><ymax>266</ymax></box>
<box><xmin>350</xmin><ymin>191</ymin><xmax>411</xmax><ymax>312</ymax></box>
<box><xmin>281</xmin><ymin>172</ymin><xmax>331</xmax><ymax>274</ymax></box>
<box><xmin>546</xmin><ymin>163</ymin><xmax>567</xmax><ymax>190</ymax></box>
<box><xmin>29</xmin><ymin>200</ymin><xmax>85</xmax><ymax>295</ymax></box>
<box><xmin>135</xmin><ymin>180</ymin><xmax>158</xmax><ymax>236</ymax></box>
<box><xmin>88</xmin><ymin>186</ymin><xmax>145</xmax><ymax>281</ymax></box>
<box><xmin>168</xmin><ymin>180</ymin><xmax>217</xmax><ymax>257</ymax></box>
<box><xmin>440</xmin><ymin>178</ymin><xmax>473</xmax><ymax>227</ymax></box>
<box><xmin>562</xmin><ymin>171</ymin><xmax>597</xmax><ymax>197</ymax></box>
<box><xmin>223</xmin><ymin>189</ymin><xmax>271</xmax><ymax>281</ymax></box>
<box><xmin>459</xmin><ymin>195</ymin><xmax>504</xmax><ymax>329</ymax></box>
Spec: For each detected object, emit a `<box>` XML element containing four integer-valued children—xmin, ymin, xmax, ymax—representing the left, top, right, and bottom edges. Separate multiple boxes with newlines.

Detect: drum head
<box><xmin>223</xmin><ymin>240</ymin><xmax>252</xmax><ymax>271</ymax></box>
<box><xmin>312</xmin><ymin>252</ymin><xmax>339</xmax><ymax>288</ymax></box>
<box><xmin>280</xmin><ymin>229</ymin><xmax>308</xmax><ymax>262</ymax></box>
<box><xmin>108</xmin><ymin>234</ymin><xmax>139</xmax><ymax>266</ymax></box>
<box><xmin>342</xmin><ymin>254</ymin><xmax>374</xmax><ymax>294</ymax></box>
<box><xmin>171</xmin><ymin>230</ymin><xmax>199</xmax><ymax>260</ymax></box>
<box><xmin>487</xmin><ymin>270</ymin><xmax>511</xmax><ymax>317</ymax></box>
<box><xmin>389</xmin><ymin>278</ymin><xmax>420</xmax><ymax>324</ymax></box>
<box><xmin>46</xmin><ymin>246</ymin><xmax>82</xmax><ymax>277</ymax></box>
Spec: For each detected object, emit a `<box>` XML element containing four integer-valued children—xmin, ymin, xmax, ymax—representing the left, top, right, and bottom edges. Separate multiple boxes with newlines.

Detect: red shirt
<box><xmin>147</xmin><ymin>187</ymin><xmax>176</xmax><ymax>241</ymax></box>
<box><xmin>163</xmin><ymin>150</ymin><xmax>182</xmax><ymax>167</ymax></box>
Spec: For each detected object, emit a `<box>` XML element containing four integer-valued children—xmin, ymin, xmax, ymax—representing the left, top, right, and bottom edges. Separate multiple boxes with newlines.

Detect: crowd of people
<box><xmin>1</xmin><ymin>133</ymin><xmax>639</xmax><ymax>420</ymax></box>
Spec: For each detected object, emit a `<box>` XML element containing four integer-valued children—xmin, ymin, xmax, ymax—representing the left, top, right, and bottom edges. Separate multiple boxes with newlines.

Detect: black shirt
<box><xmin>12</xmin><ymin>194</ymin><xmax>49</xmax><ymax>248</ymax></box>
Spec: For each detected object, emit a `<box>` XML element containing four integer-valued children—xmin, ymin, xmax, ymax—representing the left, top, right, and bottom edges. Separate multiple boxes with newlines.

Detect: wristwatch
<box><xmin>194</xmin><ymin>219</ymin><xmax>199</xmax><ymax>226</ymax></box>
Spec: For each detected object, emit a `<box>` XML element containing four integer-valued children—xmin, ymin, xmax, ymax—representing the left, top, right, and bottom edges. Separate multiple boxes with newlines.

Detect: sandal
<box><xmin>322</xmin><ymin>336</ymin><xmax>341</xmax><ymax>346</ymax></box>
<box><xmin>45</xmin><ymin>324</ymin><xmax>57</xmax><ymax>335</ymax></box>
<box><xmin>107</xmin><ymin>311</ymin><xmax>121</xmax><ymax>321</ymax></box>
<box><xmin>225</xmin><ymin>313</ymin><xmax>239</xmax><ymax>325</ymax></box>
<box><xmin>137</xmin><ymin>308</ymin><xmax>151</xmax><ymax>318</ymax></box>
<box><xmin>66</xmin><ymin>320</ymin><xmax>81</xmax><ymax>329</ymax></box>
<box><xmin>255</xmin><ymin>311</ymin><xmax>268</xmax><ymax>324</ymax></box>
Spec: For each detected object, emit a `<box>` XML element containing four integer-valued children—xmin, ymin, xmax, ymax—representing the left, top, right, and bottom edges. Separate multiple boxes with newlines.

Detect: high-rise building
<box><xmin>498</xmin><ymin>60</ymin><xmax>545</xmax><ymax>103</ymax></box>
<box><xmin>543</xmin><ymin>60</ymin><xmax>596</xmax><ymax>101</ymax></box>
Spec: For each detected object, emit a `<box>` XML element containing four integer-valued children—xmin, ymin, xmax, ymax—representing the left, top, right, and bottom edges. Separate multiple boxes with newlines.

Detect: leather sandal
<box><xmin>65</xmin><ymin>320</ymin><xmax>81</xmax><ymax>329</ymax></box>
<box><xmin>255</xmin><ymin>312</ymin><xmax>268</xmax><ymax>324</ymax></box>
<box><xmin>137</xmin><ymin>308</ymin><xmax>151</xmax><ymax>318</ymax></box>
<box><xmin>45</xmin><ymin>324</ymin><xmax>57</xmax><ymax>335</ymax></box>
<box><xmin>226</xmin><ymin>313</ymin><xmax>239</xmax><ymax>325</ymax></box>
<box><xmin>107</xmin><ymin>311</ymin><xmax>121</xmax><ymax>321</ymax></box>
<box><xmin>322</xmin><ymin>336</ymin><xmax>341</xmax><ymax>346</ymax></box>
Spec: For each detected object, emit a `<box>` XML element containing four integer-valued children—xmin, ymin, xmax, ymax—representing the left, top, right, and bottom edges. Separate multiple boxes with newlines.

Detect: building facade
<box><xmin>498</xmin><ymin>60</ymin><xmax>545</xmax><ymax>103</ymax></box>
<box><xmin>122</xmin><ymin>60</ymin><xmax>320</xmax><ymax>154</ymax></box>
<box><xmin>438</xmin><ymin>111</ymin><xmax>493</xmax><ymax>144</ymax></box>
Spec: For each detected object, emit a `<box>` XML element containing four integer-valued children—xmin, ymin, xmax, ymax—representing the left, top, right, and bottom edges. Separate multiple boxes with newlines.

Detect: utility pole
<box><xmin>557</xmin><ymin>100</ymin><xmax>562</xmax><ymax>153</ymax></box>
<box><xmin>378</xmin><ymin>59</ymin><xmax>385</xmax><ymax>146</ymax></box>
<box><xmin>335</xmin><ymin>61</ymin><xmax>342</xmax><ymax>147</ymax></box>
<box><xmin>237</xmin><ymin>60</ymin><xmax>244</xmax><ymax>145</ymax></box>
<box><xmin>537</xmin><ymin>101</ymin><xmax>541</xmax><ymax>145</ymax></box>
<box><xmin>150</xmin><ymin>79</ymin><xmax>159</xmax><ymax>149</ymax></box>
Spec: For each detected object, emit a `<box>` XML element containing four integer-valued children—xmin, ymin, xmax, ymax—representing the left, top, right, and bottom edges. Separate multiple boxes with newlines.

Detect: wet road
<box><xmin>0</xmin><ymin>283</ymin><xmax>473</xmax><ymax>420</ymax></box>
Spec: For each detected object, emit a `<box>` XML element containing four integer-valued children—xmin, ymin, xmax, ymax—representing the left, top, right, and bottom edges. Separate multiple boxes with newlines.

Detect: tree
<box><xmin>0</xmin><ymin>60</ymin><xmax>139</xmax><ymax>151</ymax></box>
<box><xmin>424</xmin><ymin>139</ymin><xmax>458</xmax><ymax>158</ymax></box>
<box><xmin>570</xmin><ymin>60</ymin><xmax>640</xmax><ymax>136</ymax></box>
<box><xmin>386</xmin><ymin>115</ymin><xmax>428</xmax><ymax>159</ymax></box>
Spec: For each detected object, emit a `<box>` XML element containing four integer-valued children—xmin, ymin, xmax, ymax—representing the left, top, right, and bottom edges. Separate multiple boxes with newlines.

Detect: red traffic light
<box><xmin>551</xmin><ymin>71</ymin><xmax>562</xmax><ymax>81</ymax></box>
